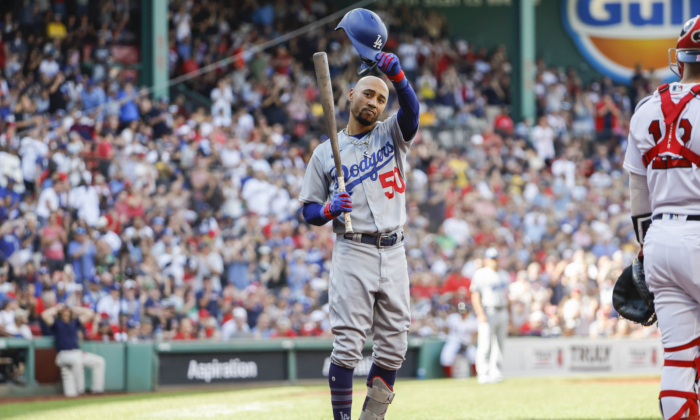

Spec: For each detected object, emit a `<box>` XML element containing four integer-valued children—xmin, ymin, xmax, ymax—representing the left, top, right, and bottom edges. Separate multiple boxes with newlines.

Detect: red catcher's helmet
<box><xmin>670</xmin><ymin>16</ymin><xmax>700</xmax><ymax>78</ymax></box>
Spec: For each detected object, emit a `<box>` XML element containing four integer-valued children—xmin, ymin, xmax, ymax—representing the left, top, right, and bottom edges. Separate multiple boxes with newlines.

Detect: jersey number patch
<box><xmin>649</xmin><ymin>119</ymin><xmax>693</xmax><ymax>169</ymax></box>
<box><xmin>379</xmin><ymin>167</ymin><xmax>405</xmax><ymax>199</ymax></box>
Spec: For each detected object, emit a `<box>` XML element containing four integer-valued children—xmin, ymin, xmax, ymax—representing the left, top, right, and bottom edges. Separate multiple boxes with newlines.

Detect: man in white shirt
<box><xmin>530</xmin><ymin>116</ymin><xmax>555</xmax><ymax>161</ymax></box>
<box><xmin>443</xmin><ymin>208</ymin><xmax>470</xmax><ymax>246</ymax></box>
<box><xmin>195</xmin><ymin>242</ymin><xmax>224</xmax><ymax>291</ymax></box>
<box><xmin>96</xmin><ymin>217</ymin><xmax>121</xmax><ymax>255</ymax></box>
<box><xmin>36</xmin><ymin>179</ymin><xmax>63</xmax><ymax>221</ymax></box>
<box><xmin>39</xmin><ymin>54</ymin><xmax>60</xmax><ymax>79</ymax></box>
<box><xmin>221</xmin><ymin>307</ymin><xmax>251</xmax><ymax>340</ymax></box>
<box><xmin>96</xmin><ymin>283</ymin><xmax>121</xmax><ymax>325</ymax></box>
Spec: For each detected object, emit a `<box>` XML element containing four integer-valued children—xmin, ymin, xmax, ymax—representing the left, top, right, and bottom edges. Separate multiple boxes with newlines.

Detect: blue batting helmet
<box><xmin>335</xmin><ymin>9</ymin><xmax>388</xmax><ymax>76</ymax></box>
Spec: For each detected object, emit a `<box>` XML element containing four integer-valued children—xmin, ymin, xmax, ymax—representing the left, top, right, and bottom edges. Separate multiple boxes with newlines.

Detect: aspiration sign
<box><xmin>562</xmin><ymin>0</ymin><xmax>700</xmax><ymax>82</ymax></box>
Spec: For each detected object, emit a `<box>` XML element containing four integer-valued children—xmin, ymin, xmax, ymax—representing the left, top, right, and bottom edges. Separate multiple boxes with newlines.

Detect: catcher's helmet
<box><xmin>669</xmin><ymin>16</ymin><xmax>700</xmax><ymax>78</ymax></box>
<box><xmin>335</xmin><ymin>8</ymin><xmax>388</xmax><ymax>76</ymax></box>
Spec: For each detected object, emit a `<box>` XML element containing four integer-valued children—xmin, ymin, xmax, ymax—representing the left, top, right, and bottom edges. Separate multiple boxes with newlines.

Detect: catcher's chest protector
<box><xmin>643</xmin><ymin>83</ymin><xmax>700</xmax><ymax>169</ymax></box>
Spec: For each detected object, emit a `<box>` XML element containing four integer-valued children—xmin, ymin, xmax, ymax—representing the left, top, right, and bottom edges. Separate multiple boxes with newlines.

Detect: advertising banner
<box><xmin>296</xmin><ymin>349</ymin><xmax>419</xmax><ymax>380</ymax></box>
<box><xmin>158</xmin><ymin>351</ymin><xmax>287</xmax><ymax>385</ymax></box>
<box><xmin>561</xmin><ymin>0</ymin><xmax>694</xmax><ymax>82</ymax></box>
<box><xmin>503</xmin><ymin>338</ymin><xmax>663</xmax><ymax>377</ymax></box>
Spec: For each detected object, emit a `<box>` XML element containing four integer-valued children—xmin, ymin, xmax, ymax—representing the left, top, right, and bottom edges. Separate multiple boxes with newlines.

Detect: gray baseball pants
<box><xmin>328</xmin><ymin>234</ymin><xmax>411</xmax><ymax>371</ymax></box>
<box><xmin>476</xmin><ymin>307</ymin><xmax>508</xmax><ymax>381</ymax></box>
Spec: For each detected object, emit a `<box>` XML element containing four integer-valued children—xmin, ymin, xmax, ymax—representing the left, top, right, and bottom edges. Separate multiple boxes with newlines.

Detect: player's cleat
<box><xmin>358</xmin><ymin>377</ymin><xmax>395</xmax><ymax>420</ymax></box>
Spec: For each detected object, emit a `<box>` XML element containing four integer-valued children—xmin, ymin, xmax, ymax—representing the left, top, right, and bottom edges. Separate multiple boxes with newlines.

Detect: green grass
<box><xmin>0</xmin><ymin>376</ymin><xmax>661</xmax><ymax>420</ymax></box>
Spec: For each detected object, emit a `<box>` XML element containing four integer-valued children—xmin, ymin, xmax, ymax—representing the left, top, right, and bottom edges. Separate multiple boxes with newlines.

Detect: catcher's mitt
<box><xmin>612</xmin><ymin>258</ymin><xmax>657</xmax><ymax>326</ymax></box>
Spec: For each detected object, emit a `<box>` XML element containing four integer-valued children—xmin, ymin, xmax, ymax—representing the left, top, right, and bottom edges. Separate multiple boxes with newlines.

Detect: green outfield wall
<box><xmin>0</xmin><ymin>337</ymin><xmax>445</xmax><ymax>396</ymax></box>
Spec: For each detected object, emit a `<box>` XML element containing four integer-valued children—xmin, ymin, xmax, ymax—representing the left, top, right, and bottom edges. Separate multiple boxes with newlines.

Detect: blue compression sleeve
<box><xmin>394</xmin><ymin>79</ymin><xmax>419</xmax><ymax>141</ymax></box>
<box><xmin>302</xmin><ymin>202</ymin><xmax>330</xmax><ymax>226</ymax></box>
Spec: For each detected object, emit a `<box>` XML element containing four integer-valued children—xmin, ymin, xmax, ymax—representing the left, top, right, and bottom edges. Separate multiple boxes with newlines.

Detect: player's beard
<box><xmin>352</xmin><ymin>104</ymin><xmax>378</xmax><ymax>127</ymax></box>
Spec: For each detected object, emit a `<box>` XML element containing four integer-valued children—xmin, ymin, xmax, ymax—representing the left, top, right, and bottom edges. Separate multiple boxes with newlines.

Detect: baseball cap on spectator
<box><xmin>310</xmin><ymin>310</ymin><xmax>325</xmax><ymax>323</ymax></box>
<box><xmin>258</xmin><ymin>246</ymin><xmax>271</xmax><ymax>255</ymax></box>
<box><xmin>199</xmin><ymin>309</ymin><xmax>210</xmax><ymax>319</ymax></box>
<box><xmin>484</xmin><ymin>247</ymin><xmax>499</xmax><ymax>259</ymax></box>
<box><xmin>39</xmin><ymin>267</ymin><xmax>50</xmax><ymax>276</ymax></box>
<box><xmin>97</xmin><ymin>217</ymin><xmax>108</xmax><ymax>229</ymax></box>
<box><xmin>152</xmin><ymin>217</ymin><xmax>165</xmax><ymax>226</ymax></box>
<box><xmin>76</xmin><ymin>227</ymin><xmax>87</xmax><ymax>235</ymax></box>
<box><xmin>126</xmin><ymin>319</ymin><xmax>139</xmax><ymax>329</ymax></box>
<box><xmin>233</xmin><ymin>307</ymin><xmax>247</xmax><ymax>319</ymax></box>
<box><xmin>109</xmin><ymin>283</ymin><xmax>120</xmax><ymax>292</ymax></box>
<box><xmin>14</xmin><ymin>308</ymin><xmax>28</xmax><ymax>321</ymax></box>
<box><xmin>90</xmin><ymin>275</ymin><xmax>101</xmax><ymax>284</ymax></box>
<box><xmin>123</xmin><ymin>279</ymin><xmax>137</xmax><ymax>290</ymax></box>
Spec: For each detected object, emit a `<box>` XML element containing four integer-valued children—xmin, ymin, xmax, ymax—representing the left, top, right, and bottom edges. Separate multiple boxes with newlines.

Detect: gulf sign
<box><xmin>562</xmin><ymin>0</ymin><xmax>700</xmax><ymax>82</ymax></box>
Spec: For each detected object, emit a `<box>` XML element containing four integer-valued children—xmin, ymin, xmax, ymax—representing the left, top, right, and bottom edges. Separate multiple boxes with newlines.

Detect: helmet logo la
<box><xmin>373</xmin><ymin>35</ymin><xmax>383</xmax><ymax>49</ymax></box>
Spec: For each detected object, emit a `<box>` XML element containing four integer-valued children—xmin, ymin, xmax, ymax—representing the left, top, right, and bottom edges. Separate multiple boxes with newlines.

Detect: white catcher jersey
<box><xmin>625</xmin><ymin>83</ymin><xmax>700</xmax><ymax>215</ymax></box>
<box><xmin>299</xmin><ymin>113</ymin><xmax>415</xmax><ymax>234</ymax></box>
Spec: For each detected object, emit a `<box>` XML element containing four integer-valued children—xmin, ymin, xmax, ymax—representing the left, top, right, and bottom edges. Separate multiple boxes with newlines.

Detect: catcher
<box><xmin>618</xmin><ymin>15</ymin><xmax>700</xmax><ymax>420</ymax></box>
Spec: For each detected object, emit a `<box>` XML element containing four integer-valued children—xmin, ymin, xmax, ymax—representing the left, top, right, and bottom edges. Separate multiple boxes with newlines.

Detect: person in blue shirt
<box><xmin>80</xmin><ymin>79</ymin><xmax>106</xmax><ymax>118</ymax></box>
<box><xmin>120</xmin><ymin>279</ymin><xmax>140</xmax><ymax>323</ymax></box>
<box><xmin>118</xmin><ymin>82</ymin><xmax>140</xmax><ymax>123</ymax></box>
<box><xmin>82</xmin><ymin>275</ymin><xmax>105</xmax><ymax>311</ymax></box>
<box><xmin>68</xmin><ymin>227</ymin><xmax>97</xmax><ymax>285</ymax></box>
<box><xmin>0</xmin><ymin>178</ymin><xmax>21</xmax><ymax>208</ymax></box>
<box><xmin>41</xmin><ymin>303</ymin><xmax>105</xmax><ymax>397</ymax></box>
<box><xmin>195</xmin><ymin>276</ymin><xmax>222</xmax><ymax>320</ymax></box>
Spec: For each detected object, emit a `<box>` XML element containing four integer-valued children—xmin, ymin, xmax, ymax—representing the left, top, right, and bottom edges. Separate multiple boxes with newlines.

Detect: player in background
<box><xmin>624</xmin><ymin>16</ymin><xmax>700</xmax><ymax>420</ymax></box>
<box><xmin>470</xmin><ymin>247</ymin><xmax>509</xmax><ymax>384</ymax></box>
<box><xmin>299</xmin><ymin>45</ymin><xmax>419</xmax><ymax>420</ymax></box>
<box><xmin>440</xmin><ymin>302</ymin><xmax>478</xmax><ymax>378</ymax></box>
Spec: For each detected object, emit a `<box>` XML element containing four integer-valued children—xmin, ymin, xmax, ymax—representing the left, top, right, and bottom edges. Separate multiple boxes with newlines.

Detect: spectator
<box><xmin>531</xmin><ymin>116</ymin><xmax>555</xmax><ymax>161</ymax></box>
<box><xmin>221</xmin><ymin>307</ymin><xmax>251</xmax><ymax>340</ymax></box>
<box><xmin>41</xmin><ymin>303</ymin><xmax>105</xmax><ymax>397</ymax></box>
<box><xmin>68</xmin><ymin>227</ymin><xmax>96</xmax><ymax>285</ymax></box>
<box><xmin>40</xmin><ymin>213</ymin><xmax>67</xmax><ymax>273</ymax></box>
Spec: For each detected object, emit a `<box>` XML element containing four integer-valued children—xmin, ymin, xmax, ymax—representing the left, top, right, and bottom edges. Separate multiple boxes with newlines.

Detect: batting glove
<box><xmin>324</xmin><ymin>192</ymin><xmax>353</xmax><ymax>219</ymax></box>
<box><xmin>375</xmin><ymin>52</ymin><xmax>405</xmax><ymax>84</ymax></box>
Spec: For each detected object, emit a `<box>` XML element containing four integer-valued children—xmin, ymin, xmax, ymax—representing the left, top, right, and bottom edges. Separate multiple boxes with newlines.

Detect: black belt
<box><xmin>652</xmin><ymin>214</ymin><xmax>700</xmax><ymax>221</ymax></box>
<box><xmin>344</xmin><ymin>232</ymin><xmax>404</xmax><ymax>248</ymax></box>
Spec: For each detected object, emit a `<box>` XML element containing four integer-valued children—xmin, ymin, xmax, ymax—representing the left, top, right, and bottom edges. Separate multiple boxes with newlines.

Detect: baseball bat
<box><xmin>313</xmin><ymin>52</ymin><xmax>354</xmax><ymax>235</ymax></box>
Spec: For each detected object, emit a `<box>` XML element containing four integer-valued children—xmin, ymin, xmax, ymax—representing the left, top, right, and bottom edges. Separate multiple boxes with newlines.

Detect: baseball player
<box><xmin>623</xmin><ymin>16</ymin><xmax>700</xmax><ymax>420</ymax></box>
<box><xmin>440</xmin><ymin>302</ymin><xmax>478</xmax><ymax>378</ymax></box>
<box><xmin>299</xmin><ymin>10</ymin><xmax>419</xmax><ymax>420</ymax></box>
<box><xmin>470</xmin><ymin>247</ymin><xmax>509</xmax><ymax>384</ymax></box>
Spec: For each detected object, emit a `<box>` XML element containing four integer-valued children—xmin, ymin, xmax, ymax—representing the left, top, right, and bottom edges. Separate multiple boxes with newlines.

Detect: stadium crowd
<box><xmin>0</xmin><ymin>0</ymin><xmax>659</xmax><ymax>362</ymax></box>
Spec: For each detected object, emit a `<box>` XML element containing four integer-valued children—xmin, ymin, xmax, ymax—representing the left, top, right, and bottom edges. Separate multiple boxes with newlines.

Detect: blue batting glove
<box><xmin>375</xmin><ymin>52</ymin><xmax>405</xmax><ymax>83</ymax></box>
<box><xmin>323</xmin><ymin>192</ymin><xmax>353</xmax><ymax>219</ymax></box>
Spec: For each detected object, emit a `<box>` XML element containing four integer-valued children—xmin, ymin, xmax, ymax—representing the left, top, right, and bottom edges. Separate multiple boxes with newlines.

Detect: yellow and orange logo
<box><xmin>562</xmin><ymin>0</ymin><xmax>695</xmax><ymax>82</ymax></box>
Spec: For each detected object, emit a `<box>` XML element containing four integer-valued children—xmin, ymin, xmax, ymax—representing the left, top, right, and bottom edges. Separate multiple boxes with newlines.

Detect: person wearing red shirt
<box><xmin>411</xmin><ymin>273</ymin><xmax>439</xmax><ymax>300</ymax></box>
<box><xmin>440</xmin><ymin>271</ymin><xmax>471</xmax><ymax>296</ymax></box>
<box><xmin>270</xmin><ymin>316</ymin><xmax>297</xmax><ymax>338</ymax></box>
<box><xmin>173</xmin><ymin>318</ymin><xmax>196</xmax><ymax>340</ymax></box>
<box><xmin>301</xmin><ymin>310</ymin><xmax>327</xmax><ymax>337</ymax></box>
<box><xmin>493</xmin><ymin>107</ymin><xmax>514</xmax><ymax>136</ymax></box>
<box><xmin>595</xmin><ymin>94</ymin><xmax>621</xmax><ymax>140</ymax></box>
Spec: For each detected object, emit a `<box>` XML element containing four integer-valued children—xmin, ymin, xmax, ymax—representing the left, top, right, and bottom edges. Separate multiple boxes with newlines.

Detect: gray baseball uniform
<box><xmin>299</xmin><ymin>113</ymin><xmax>414</xmax><ymax>370</ymax></box>
<box><xmin>470</xmin><ymin>266</ymin><xmax>509</xmax><ymax>381</ymax></box>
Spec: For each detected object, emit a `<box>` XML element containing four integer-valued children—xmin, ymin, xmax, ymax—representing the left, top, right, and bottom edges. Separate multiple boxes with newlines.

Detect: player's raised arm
<box><xmin>374</xmin><ymin>52</ymin><xmax>419</xmax><ymax>141</ymax></box>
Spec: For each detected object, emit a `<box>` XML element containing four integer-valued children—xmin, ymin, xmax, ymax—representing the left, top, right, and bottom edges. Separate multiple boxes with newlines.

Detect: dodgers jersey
<box><xmin>625</xmin><ymin>83</ymin><xmax>700</xmax><ymax>216</ymax></box>
<box><xmin>299</xmin><ymin>113</ymin><xmax>415</xmax><ymax>235</ymax></box>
